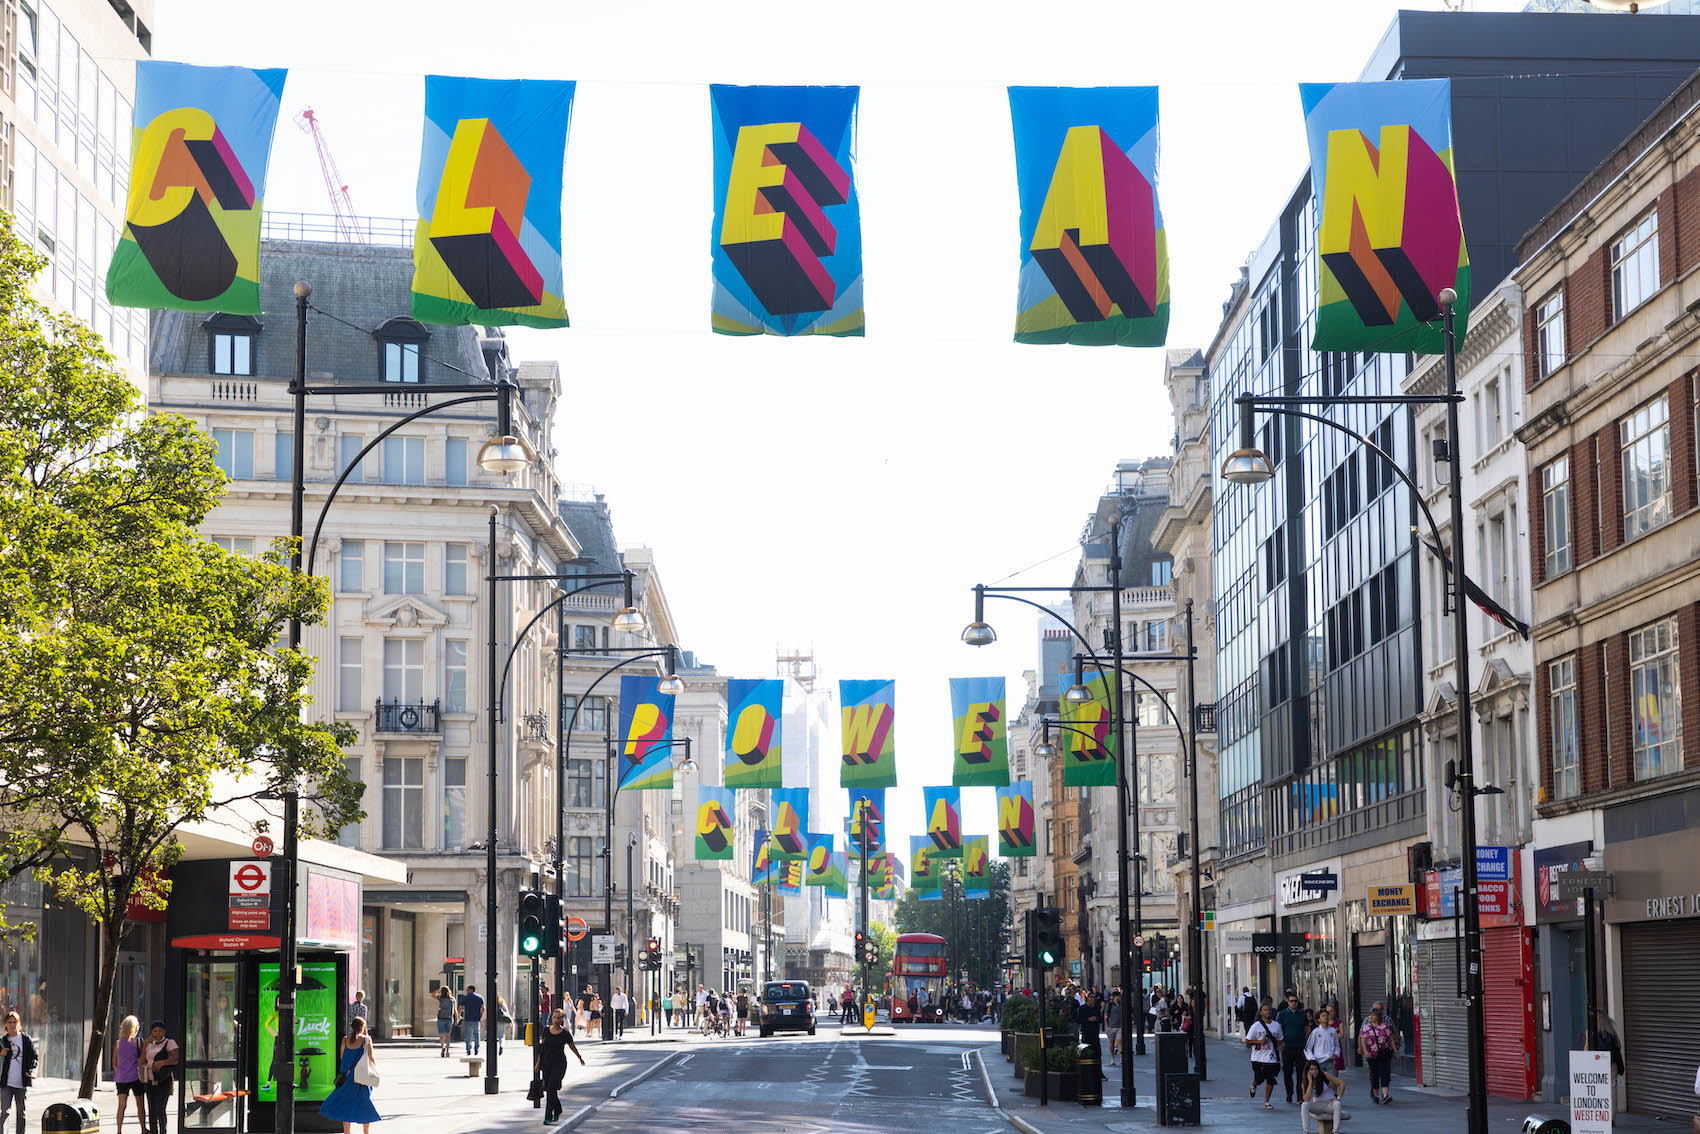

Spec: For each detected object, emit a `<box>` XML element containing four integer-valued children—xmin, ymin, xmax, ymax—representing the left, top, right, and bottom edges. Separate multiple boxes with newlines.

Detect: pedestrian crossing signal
<box><xmin>1032</xmin><ymin>908</ymin><xmax>1062</xmax><ymax>968</ymax></box>
<box><xmin>518</xmin><ymin>891</ymin><xmax>546</xmax><ymax>957</ymax></box>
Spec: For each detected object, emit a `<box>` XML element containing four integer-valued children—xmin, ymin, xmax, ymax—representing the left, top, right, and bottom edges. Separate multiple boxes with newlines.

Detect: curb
<box><xmin>609</xmin><ymin>1051</ymin><xmax>680</xmax><ymax>1098</ymax></box>
<box><xmin>974</xmin><ymin>1048</ymin><xmax>1000</xmax><ymax>1110</ymax></box>
<box><xmin>1005</xmin><ymin>1115</ymin><xmax>1045</xmax><ymax>1134</ymax></box>
<box><xmin>558</xmin><ymin>1104</ymin><xmax>597</xmax><ymax>1131</ymax></box>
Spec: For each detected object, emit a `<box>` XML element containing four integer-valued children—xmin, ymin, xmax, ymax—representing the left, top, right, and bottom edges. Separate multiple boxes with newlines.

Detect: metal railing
<box><xmin>262</xmin><ymin>211</ymin><xmax>414</xmax><ymax>248</ymax></box>
<box><xmin>374</xmin><ymin>698</ymin><xmax>441</xmax><ymax>734</ymax></box>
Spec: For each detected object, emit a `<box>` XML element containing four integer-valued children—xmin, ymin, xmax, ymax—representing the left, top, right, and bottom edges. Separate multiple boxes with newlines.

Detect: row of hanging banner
<box><xmin>109</xmin><ymin>62</ymin><xmax>1470</xmax><ymax>353</ymax></box>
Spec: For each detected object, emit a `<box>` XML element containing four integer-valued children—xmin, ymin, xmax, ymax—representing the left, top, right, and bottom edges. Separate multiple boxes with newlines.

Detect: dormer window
<box><xmin>204</xmin><ymin>313</ymin><xmax>260</xmax><ymax>376</ymax></box>
<box><xmin>375</xmin><ymin>317</ymin><xmax>430</xmax><ymax>383</ymax></box>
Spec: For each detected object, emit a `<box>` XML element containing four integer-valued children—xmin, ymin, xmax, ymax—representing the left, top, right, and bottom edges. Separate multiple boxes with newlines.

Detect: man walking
<box><xmin>611</xmin><ymin>987</ymin><xmax>629</xmax><ymax>1039</ymax></box>
<box><xmin>1244</xmin><ymin>1000</ymin><xmax>1283</xmax><ymax>1110</ymax></box>
<box><xmin>1276</xmin><ymin>989</ymin><xmax>1308</xmax><ymax>1104</ymax></box>
<box><xmin>0</xmin><ymin>1012</ymin><xmax>38</xmax><ymax>1134</ymax></box>
<box><xmin>459</xmin><ymin>984</ymin><xmax>485</xmax><ymax>1055</ymax></box>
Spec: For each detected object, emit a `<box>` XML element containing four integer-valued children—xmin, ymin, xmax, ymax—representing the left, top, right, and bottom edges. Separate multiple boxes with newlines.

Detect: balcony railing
<box><xmin>262</xmin><ymin>211</ymin><xmax>413</xmax><ymax>247</ymax></box>
<box><xmin>374</xmin><ymin>699</ymin><xmax>441</xmax><ymax>734</ymax></box>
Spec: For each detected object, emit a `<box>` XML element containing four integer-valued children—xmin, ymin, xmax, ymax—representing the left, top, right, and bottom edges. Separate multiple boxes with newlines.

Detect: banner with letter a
<box><xmin>413</xmin><ymin>75</ymin><xmax>573</xmax><ymax>328</ymax></box>
<box><xmin>1061</xmin><ymin>671</ymin><xmax>1116</xmax><ymax>787</ymax></box>
<box><xmin>107</xmin><ymin>62</ymin><xmax>287</xmax><ymax>314</ymax></box>
<box><xmin>724</xmin><ymin>678</ymin><xmax>783</xmax><ymax>789</ymax></box>
<box><xmin>616</xmin><ymin>674</ymin><xmax>676</xmax><ymax>790</ymax></box>
<box><xmin>711</xmin><ymin>84</ymin><xmax>864</xmax><ymax>337</ymax></box>
<box><xmin>910</xmin><ymin>835</ymin><xmax>940</xmax><ymax>894</ymax></box>
<box><xmin>840</xmin><ymin>680</ymin><xmax>897</xmax><ymax>788</ymax></box>
<box><xmin>996</xmin><ymin>782</ymin><xmax>1037</xmax><ymax>857</ymax></box>
<box><xmin>1008</xmin><ymin>86</ymin><xmax>1168</xmax><ymax>346</ymax></box>
<box><xmin>769</xmin><ymin>788</ymin><xmax>811</xmax><ymax>860</ymax></box>
<box><xmin>963</xmin><ymin>835</ymin><xmax>990</xmax><ymax>899</ymax></box>
<box><xmin>923</xmin><ymin>787</ymin><xmax>963</xmax><ymax>858</ymax></box>
<box><xmin>950</xmin><ymin>677</ymin><xmax>1010</xmax><ymax>786</ymax></box>
<box><xmin>1300</xmin><ymin>79</ymin><xmax>1469</xmax><ymax>354</ymax></box>
<box><xmin>848</xmin><ymin>788</ymin><xmax>885</xmax><ymax>860</ymax></box>
<box><xmin>694</xmin><ymin>786</ymin><xmax>736</xmax><ymax>861</ymax></box>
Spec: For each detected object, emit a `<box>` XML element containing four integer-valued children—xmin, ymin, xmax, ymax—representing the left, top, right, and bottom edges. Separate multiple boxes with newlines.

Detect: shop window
<box><xmin>1629</xmin><ymin>618</ymin><xmax>1682</xmax><ymax>781</ymax></box>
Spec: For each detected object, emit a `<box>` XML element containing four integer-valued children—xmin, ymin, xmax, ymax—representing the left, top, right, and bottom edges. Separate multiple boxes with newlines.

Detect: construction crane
<box><xmin>293</xmin><ymin>108</ymin><xmax>359</xmax><ymax>242</ymax></box>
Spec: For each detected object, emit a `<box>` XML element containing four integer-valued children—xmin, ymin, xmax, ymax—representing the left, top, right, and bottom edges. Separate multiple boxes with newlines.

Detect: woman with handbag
<box><xmin>141</xmin><ymin>1021</ymin><xmax>178</xmax><ymax>1134</ymax></box>
<box><xmin>532</xmin><ymin>1008</ymin><xmax>584</xmax><ymax>1124</ymax></box>
<box><xmin>320</xmin><ymin>1017</ymin><xmax>380</xmax><ymax>1134</ymax></box>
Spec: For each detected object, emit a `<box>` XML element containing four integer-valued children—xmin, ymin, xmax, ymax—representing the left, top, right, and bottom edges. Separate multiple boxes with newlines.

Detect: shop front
<box><xmin>1275</xmin><ymin>857</ymin><xmax>1342</xmax><ymax>1012</ymax></box>
<box><xmin>1349</xmin><ymin>884</ymin><xmax>1416</xmax><ymax>1074</ymax></box>
<box><xmin>1602</xmin><ymin>786</ymin><xmax>1700</xmax><ymax>1119</ymax></box>
<box><xmin>1531</xmin><ymin>837</ymin><xmax>1595</xmax><ymax>1104</ymax></box>
<box><xmin>0</xmin><ymin>863</ymin><xmax>97</xmax><ymax>1081</ymax></box>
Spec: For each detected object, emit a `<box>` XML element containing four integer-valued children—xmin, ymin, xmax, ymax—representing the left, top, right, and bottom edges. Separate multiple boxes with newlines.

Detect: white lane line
<box><xmin>609</xmin><ymin>1051</ymin><xmax>680</xmax><ymax>1098</ymax></box>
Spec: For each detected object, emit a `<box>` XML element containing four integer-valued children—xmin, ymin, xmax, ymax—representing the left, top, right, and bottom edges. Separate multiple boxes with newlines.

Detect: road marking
<box><xmin>961</xmin><ymin>1052</ymin><xmax>971</xmax><ymax>1070</ymax></box>
<box><xmin>862</xmin><ymin>1065</ymin><xmax>914</xmax><ymax>1071</ymax></box>
<box><xmin>609</xmin><ymin>1052</ymin><xmax>680</xmax><ymax>1098</ymax></box>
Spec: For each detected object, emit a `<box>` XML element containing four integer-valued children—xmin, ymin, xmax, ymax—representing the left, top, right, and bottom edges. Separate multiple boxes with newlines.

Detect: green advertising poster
<box><xmin>257</xmin><ymin>960</ymin><xmax>339</xmax><ymax>1103</ymax></box>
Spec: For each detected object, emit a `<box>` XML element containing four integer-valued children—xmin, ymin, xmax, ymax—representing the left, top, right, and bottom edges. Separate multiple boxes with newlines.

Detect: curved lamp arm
<box><xmin>495</xmin><ymin>576</ymin><xmax>630</xmax><ymax>720</ymax></box>
<box><xmin>1073</xmin><ymin>655</ymin><xmax>1190</xmax><ymax>740</ymax></box>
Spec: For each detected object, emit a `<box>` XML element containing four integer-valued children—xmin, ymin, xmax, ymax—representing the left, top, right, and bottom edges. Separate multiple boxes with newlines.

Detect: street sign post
<box><xmin>591</xmin><ymin>935</ymin><xmax>615</xmax><ymax>966</ymax></box>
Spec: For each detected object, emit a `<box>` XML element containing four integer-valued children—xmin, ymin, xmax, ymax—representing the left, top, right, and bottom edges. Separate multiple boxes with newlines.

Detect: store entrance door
<box><xmin>179</xmin><ymin>959</ymin><xmax>244</xmax><ymax>1134</ymax></box>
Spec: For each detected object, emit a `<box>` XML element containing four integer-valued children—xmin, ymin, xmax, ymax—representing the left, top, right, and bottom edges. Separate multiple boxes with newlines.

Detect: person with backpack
<box><xmin>1237</xmin><ymin>986</ymin><xmax>1258</xmax><ymax>1034</ymax></box>
<box><xmin>1358</xmin><ymin>1000</ymin><xmax>1397</xmax><ymax>1104</ymax></box>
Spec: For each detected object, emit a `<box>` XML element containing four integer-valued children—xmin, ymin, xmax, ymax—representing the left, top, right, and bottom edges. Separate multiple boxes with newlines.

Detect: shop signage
<box><xmin>1639</xmin><ymin>890</ymin><xmax>1700</xmax><ymax>919</ymax></box>
<box><xmin>1554</xmin><ymin>870</ymin><xmax>1613</xmax><ymax>901</ymax></box>
<box><xmin>1200</xmin><ymin>911</ymin><xmax>1215</xmax><ymax>930</ymax></box>
<box><xmin>1569</xmin><ymin>1050</ymin><xmax>1613</xmax><ymax>1134</ymax></box>
<box><xmin>1474</xmin><ymin>845</ymin><xmax>1512</xmax><ymax>881</ymax></box>
<box><xmin>172</xmin><ymin>933</ymin><xmax>283</xmax><ymax>950</ymax></box>
<box><xmin>251</xmin><ymin>835</ymin><xmax>273</xmax><ymax>857</ymax></box>
<box><xmin>1220</xmin><ymin>929</ymin><xmax>1254</xmax><ymax>954</ymax></box>
<box><xmin>1251</xmin><ymin>932</ymin><xmax>1279</xmax><ymax>957</ymax></box>
<box><xmin>1298</xmin><ymin>870</ymin><xmax>1339</xmax><ymax>894</ymax></box>
<box><xmin>1424</xmin><ymin>867</ymin><xmax>1517</xmax><ymax>925</ymax></box>
<box><xmin>1368</xmin><ymin>884</ymin><xmax>1415</xmax><ymax>916</ymax></box>
<box><xmin>1534</xmin><ymin>842</ymin><xmax>1594</xmax><ymax>924</ymax></box>
<box><xmin>229</xmin><ymin>860</ymin><xmax>271</xmax><ymax>899</ymax></box>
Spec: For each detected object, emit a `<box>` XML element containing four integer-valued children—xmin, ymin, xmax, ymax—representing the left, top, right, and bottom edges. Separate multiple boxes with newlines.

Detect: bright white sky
<box><xmin>158</xmin><ymin>0</ymin><xmax>1536</xmax><ymax>853</ymax></box>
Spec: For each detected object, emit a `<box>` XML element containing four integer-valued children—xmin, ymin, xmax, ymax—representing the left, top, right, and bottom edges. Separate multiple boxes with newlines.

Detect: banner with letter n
<box><xmin>107</xmin><ymin>62</ymin><xmax>287</xmax><ymax>314</ymax></box>
<box><xmin>724</xmin><ymin>678</ymin><xmax>783</xmax><ymax>789</ymax></box>
<box><xmin>769</xmin><ymin>788</ymin><xmax>811</xmax><ymax>860</ymax></box>
<box><xmin>963</xmin><ymin>835</ymin><xmax>990</xmax><ymax>899</ymax></box>
<box><xmin>413</xmin><ymin>75</ymin><xmax>573</xmax><ymax>328</ymax></box>
<box><xmin>711</xmin><ymin>84</ymin><xmax>864</xmax><ymax>337</ymax></box>
<box><xmin>616</xmin><ymin>674</ymin><xmax>676</xmax><ymax>790</ymax></box>
<box><xmin>996</xmin><ymin>781</ymin><xmax>1037</xmax><ymax>857</ymax></box>
<box><xmin>1300</xmin><ymin>79</ymin><xmax>1469</xmax><ymax>354</ymax></box>
<box><xmin>1008</xmin><ymin>86</ymin><xmax>1168</xmax><ymax>347</ymax></box>
<box><xmin>840</xmin><ymin>680</ymin><xmax>897</xmax><ymax>788</ymax></box>
<box><xmin>950</xmin><ymin>677</ymin><xmax>1010</xmax><ymax>786</ymax></box>
<box><xmin>910</xmin><ymin>835</ymin><xmax>940</xmax><ymax>894</ymax></box>
<box><xmin>923</xmin><ymin>786</ymin><xmax>963</xmax><ymax>858</ymax></box>
<box><xmin>1061</xmin><ymin>670</ymin><xmax>1116</xmax><ymax>787</ymax></box>
<box><xmin>694</xmin><ymin>786</ymin><xmax>736</xmax><ymax>861</ymax></box>
<box><xmin>751</xmin><ymin>829</ymin><xmax>777</xmax><ymax>885</ymax></box>
<box><xmin>848</xmin><ymin>788</ymin><xmax>886</xmax><ymax>859</ymax></box>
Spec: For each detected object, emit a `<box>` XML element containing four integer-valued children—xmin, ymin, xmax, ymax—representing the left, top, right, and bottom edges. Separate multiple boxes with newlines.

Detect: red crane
<box><xmin>293</xmin><ymin>107</ymin><xmax>359</xmax><ymax>242</ymax></box>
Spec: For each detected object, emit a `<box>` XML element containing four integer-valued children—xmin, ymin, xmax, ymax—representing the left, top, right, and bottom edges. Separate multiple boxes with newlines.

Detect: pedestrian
<box><xmin>611</xmin><ymin>987</ymin><xmax>628</xmax><ymax>1039</ymax></box>
<box><xmin>348</xmin><ymin>991</ymin><xmax>370</xmax><ymax>1028</ymax></box>
<box><xmin>539</xmin><ymin>987</ymin><xmax>552</xmax><ymax>1026</ymax></box>
<box><xmin>826</xmin><ymin>992</ymin><xmax>838</xmax><ymax>1019</ymax></box>
<box><xmin>1358</xmin><ymin>1000</ymin><xmax>1397</xmax><ymax>1104</ymax></box>
<box><xmin>1078</xmin><ymin>991</ymin><xmax>1107</xmax><ymax>1080</ymax></box>
<box><xmin>718</xmin><ymin>991</ymin><xmax>733</xmax><ymax>1033</ymax></box>
<box><xmin>533</xmin><ymin>1008</ymin><xmax>584</xmax><ymax>1125</ymax></box>
<box><xmin>1</xmin><ymin>1011</ymin><xmax>38</xmax><ymax>1134</ymax></box>
<box><xmin>1106</xmin><ymin>991</ymin><xmax>1123</xmax><ymax>1065</ymax></box>
<box><xmin>735</xmin><ymin>989</ymin><xmax>750</xmax><ymax>1037</ymax></box>
<box><xmin>320</xmin><ymin>1015</ymin><xmax>380</xmax><ymax>1134</ymax></box>
<box><xmin>141</xmin><ymin>1019</ymin><xmax>178</xmax><ymax>1134</ymax></box>
<box><xmin>662</xmin><ymin>990</ymin><xmax>674</xmax><ymax>1028</ymax></box>
<box><xmin>496</xmin><ymin>995</ymin><xmax>512</xmax><ymax>1053</ymax></box>
<box><xmin>1304</xmin><ymin>1006</ymin><xmax>1342</xmax><ymax>1077</ymax></box>
<box><xmin>1276</xmin><ymin>990</ymin><xmax>1308</xmax><ymax>1104</ymax></box>
<box><xmin>695</xmin><ymin>985</ymin><xmax>708</xmax><ymax>1030</ymax></box>
<box><xmin>1300</xmin><ymin>1059</ymin><xmax>1349</xmax><ymax>1129</ymax></box>
<box><xmin>588</xmin><ymin>992</ymin><xmax>603</xmax><ymax>1036</ymax></box>
<box><xmin>113</xmin><ymin>1015</ymin><xmax>149</xmax><ymax>1134</ymax></box>
<box><xmin>1237</xmin><ymin>986</ymin><xmax>1258</xmax><ymax>1034</ymax></box>
<box><xmin>1244</xmin><ymin>1001</ymin><xmax>1282</xmax><ymax>1110</ymax></box>
<box><xmin>459</xmin><ymin>985</ymin><xmax>485</xmax><ymax>1056</ymax></box>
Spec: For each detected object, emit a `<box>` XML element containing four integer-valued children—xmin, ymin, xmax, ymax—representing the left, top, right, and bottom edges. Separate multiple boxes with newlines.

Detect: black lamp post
<box><xmin>1221</xmin><ymin>287</ymin><xmax>1490</xmax><ymax>1134</ymax></box>
<box><xmin>282</xmin><ymin>283</ymin><xmax>530</xmax><ymax>1118</ymax></box>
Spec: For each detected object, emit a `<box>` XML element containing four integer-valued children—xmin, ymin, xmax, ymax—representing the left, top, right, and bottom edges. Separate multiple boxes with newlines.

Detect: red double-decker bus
<box><xmin>889</xmin><ymin>932</ymin><xmax>947</xmax><ymax>1023</ymax></box>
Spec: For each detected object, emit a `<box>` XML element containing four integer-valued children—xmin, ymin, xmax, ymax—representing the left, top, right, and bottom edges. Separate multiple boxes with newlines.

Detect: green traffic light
<box><xmin>522</xmin><ymin>933</ymin><xmax>541</xmax><ymax>953</ymax></box>
<box><xmin>1040</xmin><ymin>949</ymin><xmax>1056</xmax><ymax>964</ymax></box>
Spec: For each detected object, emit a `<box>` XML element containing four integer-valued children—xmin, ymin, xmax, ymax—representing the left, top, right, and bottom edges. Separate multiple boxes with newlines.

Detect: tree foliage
<box><xmin>893</xmin><ymin>859</ymin><xmax>1012</xmax><ymax>989</ymax></box>
<box><xmin>0</xmin><ymin>212</ymin><xmax>361</xmax><ymax>1094</ymax></box>
<box><xmin>866</xmin><ymin>920</ymin><xmax>897</xmax><ymax>989</ymax></box>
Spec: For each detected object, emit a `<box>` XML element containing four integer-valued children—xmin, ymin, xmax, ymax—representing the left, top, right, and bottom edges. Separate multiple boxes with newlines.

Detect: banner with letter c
<box><xmin>694</xmin><ymin>786</ymin><xmax>736</xmax><ymax>861</ymax></box>
<box><xmin>107</xmin><ymin>62</ymin><xmax>287</xmax><ymax>314</ymax></box>
<box><xmin>1009</xmin><ymin>86</ymin><xmax>1169</xmax><ymax>347</ymax></box>
<box><xmin>616</xmin><ymin>674</ymin><xmax>676</xmax><ymax>791</ymax></box>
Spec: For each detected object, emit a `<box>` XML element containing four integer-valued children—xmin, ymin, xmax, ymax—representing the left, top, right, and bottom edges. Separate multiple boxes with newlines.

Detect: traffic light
<box><xmin>855</xmin><ymin>931</ymin><xmax>878</xmax><ymax>965</ymax></box>
<box><xmin>642</xmin><ymin>936</ymin><xmax>663</xmax><ymax>971</ymax></box>
<box><xmin>541</xmin><ymin>893</ymin><xmax>562</xmax><ymax>958</ymax></box>
<box><xmin>615</xmin><ymin>943</ymin><xmax>628</xmax><ymax>969</ymax></box>
<box><xmin>1032</xmin><ymin>908</ymin><xmax>1062</xmax><ymax>968</ymax></box>
<box><xmin>518</xmin><ymin>891</ymin><xmax>546</xmax><ymax>957</ymax></box>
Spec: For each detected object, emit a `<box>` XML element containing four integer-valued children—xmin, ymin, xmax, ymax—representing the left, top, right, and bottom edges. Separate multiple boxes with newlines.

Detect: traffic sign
<box><xmin>1133</xmin><ymin>934</ymin><xmax>1144</xmax><ymax>948</ymax></box>
<box><xmin>251</xmin><ymin>836</ymin><xmax>273</xmax><ymax>857</ymax></box>
<box><xmin>591</xmin><ymin>935</ymin><xmax>615</xmax><ymax>965</ymax></box>
<box><xmin>566</xmin><ymin>916</ymin><xmax>588</xmax><ymax>942</ymax></box>
<box><xmin>229</xmin><ymin>861</ymin><xmax>271</xmax><ymax>899</ymax></box>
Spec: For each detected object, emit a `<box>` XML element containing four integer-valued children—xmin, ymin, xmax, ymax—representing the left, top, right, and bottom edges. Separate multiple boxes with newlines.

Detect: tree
<box><xmin>894</xmin><ymin>860</ymin><xmax>1012</xmax><ymax>989</ymax></box>
<box><xmin>867</xmin><ymin>921</ymin><xmax>897</xmax><ymax>990</ymax></box>
<box><xmin>0</xmin><ymin>212</ymin><xmax>361</xmax><ymax>1094</ymax></box>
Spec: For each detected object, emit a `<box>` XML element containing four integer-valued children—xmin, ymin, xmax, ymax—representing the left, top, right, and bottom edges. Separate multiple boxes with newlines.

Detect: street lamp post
<box><xmin>1220</xmin><ymin>288</ymin><xmax>1491</xmax><ymax>1134</ymax></box>
<box><xmin>282</xmin><ymin>283</ymin><xmax>529</xmax><ymax>1117</ymax></box>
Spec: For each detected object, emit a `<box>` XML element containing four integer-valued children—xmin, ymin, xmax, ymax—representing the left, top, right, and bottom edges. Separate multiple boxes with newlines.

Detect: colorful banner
<box><xmin>996</xmin><ymin>782</ymin><xmax>1038</xmax><ymax>858</ymax></box>
<box><xmin>1008</xmin><ymin>86</ymin><xmax>1169</xmax><ymax>347</ymax></box>
<box><xmin>710</xmin><ymin>84</ymin><xmax>864</xmax><ymax>337</ymax></box>
<box><xmin>616</xmin><ymin>674</ymin><xmax>676</xmax><ymax>791</ymax></box>
<box><xmin>752</xmin><ymin>828</ymin><xmax>777</xmax><ymax>885</ymax></box>
<box><xmin>107</xmin><ymin>62</ymin><xmax>287</xmax><ymax>314</ymax></box>
<box><xmin>874</xmin><ymin>852</ymin><xmax>899</xmax><ymax>901</ymax></box>
<box><xmin>778</xmin><ymin>858</ymin><xmax>804</xmax><ymax>893</ymax></box>
<box><xmin>806</xmin><ymin>835</ymin><xmax>847</xmax><ymax>895</ymax></box>
<box><xmin>923</xmin><ymin>786</ymin><xmax>963</xmax><ymax>857</ymax></box>
<box><xmin>963</xmin><ymin>835</ymin><xmax>990</xmax><ymax>899</ymax></box>
<box><xmin>412</xmin><ymin>75</ymin><xmax>573</xmax><ymax>328</ymax></box>
<box><xmin>840</xmin><ymin>680</ymin><xmax>897</xmax><ymax>788</ymax></box>
<box><xmin>770</xmin><ymin>788</ymin><xmax>811</xmax><ymax>860</ymax></box>
<box><xmin>724</xmin><ymin>678</ymin><xmax>783</xmax><ymax>789</ymax></box>
<box><xmin>1300</xmin><ymin>79</ymin><xmax>1469</xmax><ymax>354</ymax></box>
<box><xmin>910</xmin><ymin>835</ymin><xmax>940</xmax><ymax>894</ymax></box>
<box><xmin>848</xmin><ymin>788</ymin><xmax>886</xmax><ymax>859</ymax></box>
<box><xmin>1061</xmin><ymin>670</ymin><xmax>1116</xmax><ymax>787</ymax></box>
<box><xmin>825</xmin><ymin>851</ymin><xmax>849</xmax><ymax>899</ymax></box>
<box><xmin>949</xmin><ymin>677</ymin><xmax>1010</xmax><ymax>786</ymax></box>
<box><xmin>694</xmin><ymin>785</ymin><xmax>736</xmax><ymax>861</ymax></box>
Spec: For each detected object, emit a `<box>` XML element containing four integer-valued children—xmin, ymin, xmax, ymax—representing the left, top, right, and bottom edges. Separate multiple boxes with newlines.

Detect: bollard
<box><xmin>1077</xmin><ymin>1043</ymin><xmax>1102</xmax><ymax>1107</ymax></box>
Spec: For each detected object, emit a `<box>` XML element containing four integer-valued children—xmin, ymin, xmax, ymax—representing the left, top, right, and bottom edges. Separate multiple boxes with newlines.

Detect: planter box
<box><xmin>1001</xmin><ymin>1031</ymin><xmax>1012</xmax><ymax>1059</ymax></box>
<box><xmin>1010</xmin><ymin>1033</ymin><xmax>1040</xmax><ymax>1078</ymax></box>
<box><xmin>1022</xmin><ymin>1069</ymin><xmax>1079</xmax><ymax>1101</ymax></box>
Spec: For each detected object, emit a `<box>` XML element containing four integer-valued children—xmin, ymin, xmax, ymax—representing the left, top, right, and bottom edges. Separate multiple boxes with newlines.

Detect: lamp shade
<box><xmin>657</xmin><ymin>673</ymin><xmax>686</xmax><ymax>697</ymax></box>
<box><xmin>611</xmin><ymin>607</ymin><xmax>648</xmax><ymax>634</ymax></box>
<box><xmin>961</xmin><ymin>621</ymin><xmax>997</xmax><ymax>647</ymax></box>
<box><xmin>1034</xmin><ymin>740</ymin><xmax>1056</xmax><ymax>759</ymax></box>
<box><xmin>476</xmin><ymin>435</ymin><xmax>528</xmax><ymax>475</ymax></box>
<box><xmin>1220</xmin><ymin>448</ymin><xmax>1275</xmax><ymax>486</ymax></box>
<box><xmin>1064</xmin><ymin>683</ymin><xmax>1094</xmax><ymax>705</ymax></box>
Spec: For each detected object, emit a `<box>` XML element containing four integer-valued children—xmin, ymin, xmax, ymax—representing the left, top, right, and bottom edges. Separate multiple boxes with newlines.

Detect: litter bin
<box><xmin>1162</xmin><ymin>1073</ymin><xmax>1201</xmax><ymax>1127</ymax></box>
<box><xmin>1076</xmin><ymin>1043</ymin><xmax>1102</xmax><ymax>1106</ymax></box>
<box><xmin>42</xmin><ymin>1100</ymin><xmax>98</xmax><ymax>1134</ymax></box>
<box><xmin>1521</xmin><ymin>1118</ymin><xmax>1571</xmax><ymax>1134</ymax></box>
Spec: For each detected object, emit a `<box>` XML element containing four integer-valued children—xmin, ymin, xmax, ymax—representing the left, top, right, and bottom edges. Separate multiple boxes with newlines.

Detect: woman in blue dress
<box><xmin>320</xmin><ymin>1016</ymin><xmax>380</xmax><ymax>1134</ymax></box>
